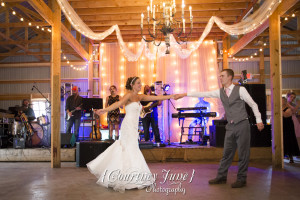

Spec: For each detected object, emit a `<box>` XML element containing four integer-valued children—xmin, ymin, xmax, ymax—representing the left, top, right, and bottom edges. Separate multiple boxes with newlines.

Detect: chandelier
<box><xmin>141</xmin><ymin>0</ymin><xmax>193</xmax><ymax>54</ymax></box>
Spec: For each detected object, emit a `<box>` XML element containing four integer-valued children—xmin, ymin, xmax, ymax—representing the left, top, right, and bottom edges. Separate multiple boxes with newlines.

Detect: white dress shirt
<box><xmin>187</xmin><ymin>84</ymin><xmax>262</xmax><ymax>124</ymax></box>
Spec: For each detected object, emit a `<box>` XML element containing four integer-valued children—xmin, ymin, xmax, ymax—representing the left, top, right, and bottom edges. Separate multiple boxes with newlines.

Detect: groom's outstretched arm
<box><xmin>175</xmin><ymin>89</ymin><xmax>220</xmax><ymax>100</ymax></box>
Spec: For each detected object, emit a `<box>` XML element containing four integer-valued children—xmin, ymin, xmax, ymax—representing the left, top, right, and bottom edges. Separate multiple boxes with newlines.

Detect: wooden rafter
<box><xmin>228</xmin><ymin>0</ymin><xmax>299</xmax><ymax>55</ymax></box>
<box><xmin>27</xmin><ymin>0</ymin><xmax>89</xmax><ymax>61</ymax></box>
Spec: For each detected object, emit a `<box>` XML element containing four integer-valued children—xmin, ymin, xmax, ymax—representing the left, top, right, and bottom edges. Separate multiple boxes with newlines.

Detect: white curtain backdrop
<box><xmin>99</xmin><ymin>41</ymin><xmax>224</xmax><ymax>143</ymax></box>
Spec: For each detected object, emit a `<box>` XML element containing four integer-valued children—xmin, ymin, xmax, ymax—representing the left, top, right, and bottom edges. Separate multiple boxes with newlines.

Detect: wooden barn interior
<box><xmin>0</xmin><ymin>0</ymin><xmax>300</xmax><ymax>199</ymax></box>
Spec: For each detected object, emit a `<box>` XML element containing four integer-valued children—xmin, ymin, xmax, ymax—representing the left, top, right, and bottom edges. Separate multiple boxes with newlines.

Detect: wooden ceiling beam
<box><xmin>77</xmin><ymin>9</ymin><xmax>242</xmax><ymax>16</ymax></box>
<box><xmin>0</xmin><ymin>51</ymin><xmax>79</xmax><ymax>56</ymax></box>
<box><xmin>0</xmin><ymin>61</ymin><xmax>86</xmax><ymax>68</ymax></box>
<box><xmin>80</xmin><ymin>12</ymin><xmax>240</xmax><ymax>22</ymax></box>
<box><xmin>229</xmin><ymin>0</ymin><xmax>300</xmax><ymax>55</ymax></box>
<box><xmin>70</xmin><ymin>1</ymin><xmax>250</xmax><ymax>9</ymax></box>
<box><xmin>90</xmin><ymin>23</ymin><xmax>221</xmax><ymax>31</ymax></box>
<box><xmin>28</xmin><ymin>0</ymin><xmax>54</xmax><ymax>25</ymax></box>
<box><xmin>0</xmin><ymin>22</ymin><xmax>49</xmax><ymax>28</ymax></box>
<box><xmin>28</xmin><ymin>0</ymin><xmax>89</xmax><ymax>61</ymax></box>
<box><xmin>85</xmin><ymin>17</ymin><xmax>236</xmax><ymax>27</ymax></box>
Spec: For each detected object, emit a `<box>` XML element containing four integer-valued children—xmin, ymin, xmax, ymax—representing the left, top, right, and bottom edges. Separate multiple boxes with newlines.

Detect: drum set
<box><xmin>12</xmin><ymin>114</ymin><xmax>50</xmax><ymax>147</ymax></box>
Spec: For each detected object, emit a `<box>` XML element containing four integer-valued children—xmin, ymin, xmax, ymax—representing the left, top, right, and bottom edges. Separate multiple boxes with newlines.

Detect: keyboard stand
<box><xmin>179</xmin><ymin>117</ymin><xmax>205</xmax><ymax>144</ymax></box>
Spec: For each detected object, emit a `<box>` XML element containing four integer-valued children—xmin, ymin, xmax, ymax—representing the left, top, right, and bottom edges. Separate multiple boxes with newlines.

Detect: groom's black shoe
<box><xmin>208</xmin><ymin>177</ymin><xmax>227</xmax><ymax>184</ymax></box>
<box><xmin>231</xmin><ymin>180</ymin><xmax>246</xmax><ymax>188</ymax></box>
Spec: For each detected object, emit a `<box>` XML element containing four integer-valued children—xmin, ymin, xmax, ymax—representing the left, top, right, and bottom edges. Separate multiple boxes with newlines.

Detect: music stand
<box><xmin>82</xmin><ymin>98</ymin><xmax>103</xmax><ymax>140</ymax></box>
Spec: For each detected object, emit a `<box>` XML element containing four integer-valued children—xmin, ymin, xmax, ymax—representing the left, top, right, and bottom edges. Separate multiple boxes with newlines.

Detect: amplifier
<box><xmin>76</xmin><ymin>141</ymin><xmax>113</xmax><ymax>167</ymax></box>
<box><xmin>13</xmin><ymin>137</ymin><xmax>25</xmax><ymax>149</ymax></box>
<box><xmin>139</xmin><ymin>141</ymin><xmax>154</xmax><ymax>149</ymax></box>
<box><xmin>212</xmin><ymin>120</ymin><xmax>228</xmax><ymax>126</ymax></box>
<box><xmin>61</xmin><ymin>133</ymin><xmax>73</xmax><ymax>147</ymax></box>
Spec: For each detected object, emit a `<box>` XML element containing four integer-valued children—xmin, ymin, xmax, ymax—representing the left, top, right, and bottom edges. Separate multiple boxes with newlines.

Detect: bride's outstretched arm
<box><xmin>95</xmin><ymin>93</ymin><xmax>131</xmax><ymax>115</ymax></box>
<box><xmin>140</xmin><ymin>94</ymin><xmax>174</xmax><ymax>102</ymax></box>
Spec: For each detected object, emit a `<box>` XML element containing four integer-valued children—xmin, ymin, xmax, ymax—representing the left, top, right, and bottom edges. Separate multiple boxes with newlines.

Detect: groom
<box><xmin>175</xmin><ymin>69</ymin><xmax>264</xmax><ymax>188</ymax></box>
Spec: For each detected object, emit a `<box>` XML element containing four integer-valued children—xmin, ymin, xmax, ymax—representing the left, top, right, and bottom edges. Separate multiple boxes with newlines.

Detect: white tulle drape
<box><xmin>56</xmin><ymin>0</ymin><xmax>281</xmax><ymax>60</ymax></box>
<box><xmin>99</xmin><ymin>41</ymin><xmax>224</xmax><ymax>143</ymax></box>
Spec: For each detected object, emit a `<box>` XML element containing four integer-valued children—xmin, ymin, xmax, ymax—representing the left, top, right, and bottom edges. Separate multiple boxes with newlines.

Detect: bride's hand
<box><xmin>94</xmin><ymin>109</ymin><xmax>106</xmax><ymax>115</ymax></box>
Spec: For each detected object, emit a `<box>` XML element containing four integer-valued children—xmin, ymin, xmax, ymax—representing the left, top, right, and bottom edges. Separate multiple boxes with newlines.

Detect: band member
<box><xmin>187</xmin><ymin>97</ymin><xmax>211</xmax><ymax>144</ymax></box>
<box><xmin>106</xmin><ymin>85</ymin><xmax>121</xmax><ymax>140</ymax></box>
<box><xmin>141</xmin><ymin>85</ymin><xmax>161</xmax><ymax>143</ymax></box>
<box><xmin>15</xmin><ymin>99</ymin><xmax>36</xmax><ymax>122</ymax></box>
<box><xmin>175</xmin><ymin>69</ymin><xmax>264</xmax><ymax>188</ymax></box>
<box><xmin>66</xmin><ymin>86</ymin><xmax>82</xmax><ymax>141</ymax></box>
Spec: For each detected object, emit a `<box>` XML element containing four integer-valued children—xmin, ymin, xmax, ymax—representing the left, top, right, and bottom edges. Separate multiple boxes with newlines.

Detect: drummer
<box><xmin>15</xmin><ymin>99</ymin><xmax>36</xmax><ymax>122</ymax></box>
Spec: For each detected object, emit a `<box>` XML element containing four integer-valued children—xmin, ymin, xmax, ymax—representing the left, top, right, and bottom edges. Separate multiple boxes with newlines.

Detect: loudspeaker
<box><xmin>76</xmin><ymin>141</ymin><xmax>113</xmax><ymax>167</ymax></box>
<box><xmin>209</xmin><ymin>124</ymin><xmax>271</xmax><ymax>147</ymax></box>
<box><xmin>61</xmin><ymin>133</ymin><xmax>72</xmax><ymax>146</ymax></box>
<box><xmin>209</xmin><ymin>125</ymin><xmax>226</xmax><ymax>147</ymax></box>
<box><xmin>0</xmin><ymin>135</ymin><xmax>8</xmax><ymax>148</ymax></box>
<box><xmin>243</xmin><ymin>84</ymin><xmax>267</xmax><ymax>125</ymax></box>
<box><xmin>250</xmin><ymin>124</ymin><xmax>271</xmax><ymax>147</ymax></box>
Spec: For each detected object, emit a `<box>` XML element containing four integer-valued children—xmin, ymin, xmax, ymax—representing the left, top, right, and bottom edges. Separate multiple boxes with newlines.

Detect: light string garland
<box><xmin>3</xmin><ymin>2</ymin><xmax>88</xmax><ymax>71</ymax></box>
<box><xmin>230</xmin><ymin>13</ymin><xmax>297</xmax><ymax>61</ymax></box>
<box><xmin>61</xmin><ymin>50</ymin><xmax>89</xmax><ymax>71</ymax></box>
<box><xmin>56</xmin><ymin>0</ymin><xmax>282</xmax><ymax>61</ymax></box>
<box><xmin>3</xmin><ymin>2</ymin><xmax>51</xmax><ymax>33</ymax></box>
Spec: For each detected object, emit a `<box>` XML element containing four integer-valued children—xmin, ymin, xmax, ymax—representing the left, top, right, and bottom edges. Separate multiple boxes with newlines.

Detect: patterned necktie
<box><xmin>225</xmin><ymin>88</ymin><xmax>230</xmax><ymax>97</ymax></box>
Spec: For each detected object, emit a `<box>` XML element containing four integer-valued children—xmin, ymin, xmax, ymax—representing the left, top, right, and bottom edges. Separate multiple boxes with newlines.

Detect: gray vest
<box><xmin>220</xmin><ymin>86</ymin><xmax>248</xmax><ymax>124</ymax></box>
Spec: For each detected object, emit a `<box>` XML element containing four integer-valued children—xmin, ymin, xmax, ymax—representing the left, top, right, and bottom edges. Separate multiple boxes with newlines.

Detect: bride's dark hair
<box><xmin>126</xmin><ymin>77</ymin><xmax>140</xmax><ymax>90</ymax></box>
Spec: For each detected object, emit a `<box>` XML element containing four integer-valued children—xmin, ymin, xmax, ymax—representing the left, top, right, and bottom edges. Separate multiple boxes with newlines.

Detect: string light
<box><xmin>6</xmin><ymin>5</ymin><xmax>51</xmax><ymax>33</ymax></box>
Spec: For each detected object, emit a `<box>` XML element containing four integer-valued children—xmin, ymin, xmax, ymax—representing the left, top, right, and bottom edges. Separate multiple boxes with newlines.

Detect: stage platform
<box><xmin>0</xmin><ymin>143</ymin><xmax>271</xmax><ymax>162</ymax></box>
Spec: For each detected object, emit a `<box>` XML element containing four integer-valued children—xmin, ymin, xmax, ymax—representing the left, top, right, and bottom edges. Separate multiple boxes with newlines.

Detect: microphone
<box><xmin>31</xmin><ymin>86</ymin><xmax>34</xmax><ymax>91</ymax></box>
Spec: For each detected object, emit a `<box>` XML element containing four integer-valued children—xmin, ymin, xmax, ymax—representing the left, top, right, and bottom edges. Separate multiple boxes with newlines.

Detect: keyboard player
<box><xmin>187</xmin><ymin>97</ymin><xmax>211</xmax><ymax>144</ymax></box>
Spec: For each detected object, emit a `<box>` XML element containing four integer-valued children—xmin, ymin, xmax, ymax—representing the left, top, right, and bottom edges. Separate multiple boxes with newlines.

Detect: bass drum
<box><xmin>30</xmin><ymin>123</ymin><xmax>44</xmax><ymax>147</ymax></box>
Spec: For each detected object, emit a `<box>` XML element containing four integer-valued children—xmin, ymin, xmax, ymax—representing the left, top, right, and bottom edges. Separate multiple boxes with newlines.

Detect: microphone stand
<box><xmin>32</xmin><ymin>85</ymin><xmax>51</xmax><ymax>108</ymax></box>
<box><xmin>164</xmin><ymin>91</ymin><xmax>176</xmax><ymax>146</ymax></box>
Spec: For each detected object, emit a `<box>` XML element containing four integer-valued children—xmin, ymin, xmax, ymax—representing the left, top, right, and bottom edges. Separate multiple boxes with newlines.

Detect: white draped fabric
<box><xmin>100</xmin><ymin>41</ymin><xmax>224</xmax><ymax>143</ymax></box>
<box><xmin>56</xmin><ymin>0</ymin><xmax>281</xmax><ymax>60</ymax></box>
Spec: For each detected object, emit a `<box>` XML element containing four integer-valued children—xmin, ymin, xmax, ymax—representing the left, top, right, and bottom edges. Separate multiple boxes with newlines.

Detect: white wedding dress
<box><xmin>87</xmin><ymin>102</ymin><xmax>154</xmax><ymax>192</ymax></box>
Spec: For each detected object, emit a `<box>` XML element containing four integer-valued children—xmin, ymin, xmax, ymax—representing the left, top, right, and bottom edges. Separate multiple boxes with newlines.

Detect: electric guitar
<box><xmin>140</xmin><ymin>102</ymin><xmax>154</xmax><ymax>118</ymax></box>
<box><xmin>66</xmin><ymin>104</ymin><xmax>82</xmax><ymax>121</ymax></box>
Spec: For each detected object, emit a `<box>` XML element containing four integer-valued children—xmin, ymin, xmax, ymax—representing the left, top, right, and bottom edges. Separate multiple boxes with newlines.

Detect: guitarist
<box><xmin>66</xmin><ymin>86</ymin><xmax>82</xmax><ymax>142</ymax></box>
<box><xmin>141</xmin><ymin>85</ymin><xmax>161</xmax><ymax>143</ymax></box>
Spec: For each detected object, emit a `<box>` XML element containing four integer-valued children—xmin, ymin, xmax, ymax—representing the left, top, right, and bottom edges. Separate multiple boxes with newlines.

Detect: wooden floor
<box><xmin>0</xmin><ymin>159</ymin><xmax>299</xmax><ymax>200</ymax></box>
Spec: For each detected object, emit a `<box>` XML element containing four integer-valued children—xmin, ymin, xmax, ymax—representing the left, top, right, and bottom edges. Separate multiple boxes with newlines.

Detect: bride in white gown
<box><xmin>87</xmin><ymin>77</ymin><xmax>174</xmax><ymax>192</ymax></box>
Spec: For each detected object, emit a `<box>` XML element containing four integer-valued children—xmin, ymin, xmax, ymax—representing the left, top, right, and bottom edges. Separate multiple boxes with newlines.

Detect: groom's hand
<box><xmin>174</xmin><ymin>93</ymin><xmax>186</xmax><ymax>100</ymax></box>
<box><xmin>257</xmin><ymin>122</ymin><xmax>264</xmax><ymax>131</ymax></box>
